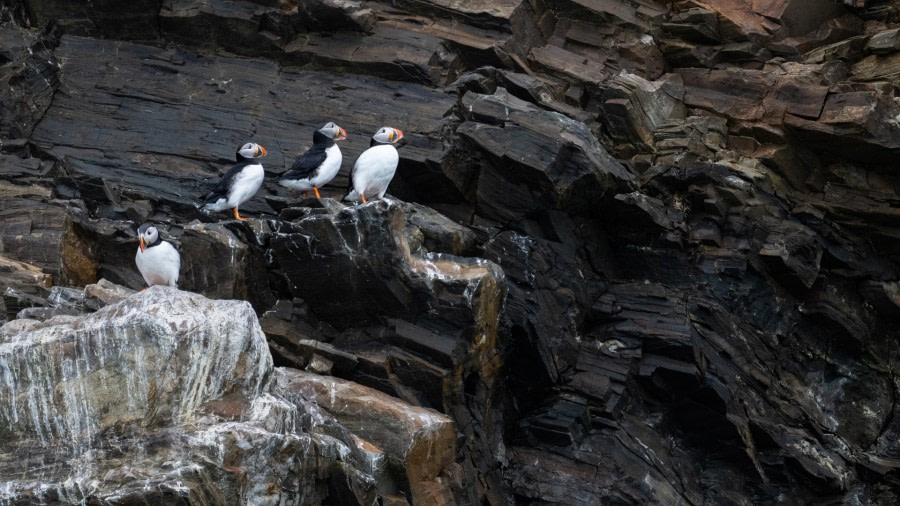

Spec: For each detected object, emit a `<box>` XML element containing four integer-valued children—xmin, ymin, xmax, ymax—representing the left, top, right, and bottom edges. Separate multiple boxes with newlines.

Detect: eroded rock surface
<box><xmin>0</xmin><ymin>287</ymin><xmax>457</xmax><ymax>504</ymax></box>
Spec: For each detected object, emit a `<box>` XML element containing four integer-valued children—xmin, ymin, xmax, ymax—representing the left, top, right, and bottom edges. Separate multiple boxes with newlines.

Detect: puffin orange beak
<box><xmin>138</xmin><ymin>235</ymin><xmax>146</xmax><ymax>253</ymax></box>
<box><xmin>257</xmin><ymin>146</ymin><xmax>268</xmax><ymax>157</ymax></box>
<box><xmin>393</xmin><ymin>129</ymin><xmax>404</xmax><ymax>142</ymax></box>
<box><xmin>336</xmin><ymin>127</ymin><xmax>347</xmax><ymax>141</ymax></box>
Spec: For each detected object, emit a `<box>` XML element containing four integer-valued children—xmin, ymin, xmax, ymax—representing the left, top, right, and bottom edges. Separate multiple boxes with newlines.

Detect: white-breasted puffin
<box><xmin>201</xmin><ymin>142</ymin><xmax>268</xmax><ymax>220</ymax></box>
<box><xmin>279</xmin><ymin>122</ymin><xmax>347</xmax><ymax>198</ymax></box>
<box><xmin>346</xmin><ymin>127</ymin><xmax>404</xmax><ymax>204</ymax></box>
<box><xmin>135</xmin><ymin>223</ymin><xmax>181</xmax><ymax>288</ymax></box>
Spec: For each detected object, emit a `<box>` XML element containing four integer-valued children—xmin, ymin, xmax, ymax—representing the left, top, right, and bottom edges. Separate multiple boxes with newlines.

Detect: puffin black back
<box><xmin>202</xmin><ymin>160</ymin><xmax>252</xmax><ymax>202</ymax></box>
<box><xmin>284</xmin><ymin>130</ymin><xmax>333</xmax><ymax>178</ymax></box>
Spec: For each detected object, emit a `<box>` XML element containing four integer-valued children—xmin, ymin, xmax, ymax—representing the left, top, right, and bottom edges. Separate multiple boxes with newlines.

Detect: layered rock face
<box><xmin>1</xmin><ymin>0</ymin><xmax>899</xmax><ymax>504</ymax></box>
<box><xmin>0</xmin><ymin>287</ymin><xmax>458</xmax><ymax>503</ymax></box>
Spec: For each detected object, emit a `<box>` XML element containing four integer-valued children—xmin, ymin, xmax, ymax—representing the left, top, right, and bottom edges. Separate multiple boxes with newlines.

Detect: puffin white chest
<box><xmin>228</xmin><ymin>163</ymin><xmax>265</xmax><ymax>207</ymax></box>
<box><xmin>135</xmin><ymin>241</ymin><xmax>181</xmax><ymax>287</ymax></box>
<box><xmin>314</xmin><ymin>144</ymin><xmax>343</xmax><ymax>186</ymax></box>
<box><xmin>353</xmin><ymin>144</ymin><xmax>399</xmax><ymax>199</ymax></box>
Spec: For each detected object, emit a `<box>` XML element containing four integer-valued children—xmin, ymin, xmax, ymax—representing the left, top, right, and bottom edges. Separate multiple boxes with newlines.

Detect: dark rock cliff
<box><xmin>1</xmin><ymin>0</ymin><xmax>899</xmax><ymax>504</ymax></box>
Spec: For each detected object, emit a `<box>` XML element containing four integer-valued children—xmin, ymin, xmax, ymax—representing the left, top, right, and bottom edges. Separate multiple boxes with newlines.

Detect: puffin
<box><xmin>135</xmin><ymin>223</ymin><xmax>181</xmax><ymax>288</ymax></box>
<box><xmin>279</xmin><ymin>122</ymin><xmax>347</xmax><ymax>198</ymax></box>
<box><xmin>200</xmin><ymin>142</ymin><xmax>268</xmax><ymax>220</ymax></box>
<box><xmin>346</xmin><ymin>127</ymin><xmax>404</xmax><ymax>204</ymax></box>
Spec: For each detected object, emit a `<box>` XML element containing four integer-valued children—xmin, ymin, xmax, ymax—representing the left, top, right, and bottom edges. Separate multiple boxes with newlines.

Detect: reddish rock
<box><xmin>277</xmin><ymin>368</ymin><xmax>457</xmax><ymax>504</ymax></box>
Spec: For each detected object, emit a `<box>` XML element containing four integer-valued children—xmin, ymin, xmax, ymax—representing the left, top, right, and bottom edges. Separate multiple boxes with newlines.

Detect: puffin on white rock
<box><xmin>201</xmin><ymin>142</ymin><xmax>268</xmax><ymax>220</ymax></box>
<box><xmin>279</xmin><ymin>122</ymin><xmax>347</xmax><ymax>199</ymax></box>
<box><xmin>346</xmin><ymin>126</ymin><xmax>404</xmax><ymax>204</ymax></box>
<box><xmin>135</xmin><ymin>223</ymin><xmax>181</xmax><ymax>288</ymax></box>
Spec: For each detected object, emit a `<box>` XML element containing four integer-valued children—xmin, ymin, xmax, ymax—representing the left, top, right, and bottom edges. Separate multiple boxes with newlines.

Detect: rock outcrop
<box><xmin>1</xmin><ymin>0</ymin><xmax>899</xmax><ymax>503</ymax></box>
<box><xmin>0</xmin><ymin>287</ymin><xmax>458</xmax><ymax>504</ymax></box>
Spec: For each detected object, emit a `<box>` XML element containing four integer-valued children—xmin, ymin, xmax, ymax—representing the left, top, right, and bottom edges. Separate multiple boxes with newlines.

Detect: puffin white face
<box><xmin>137</xmin><ymin>224</ymin><xmax>159</xmax><ymax>253</ymax></box>
<box><xmin>320</xmin><ymin>122</ymin><xmax>347</xmax><ymax>141</ymax></box>
<box><xmin>237</xmin><ymin>142</ymin><xmax>268</xmax><ymax>159</ymax></box>
<box><xmin>371</xmin><ymin>127</ymin><xmax>404</xmax><ymax>144</ymax></box>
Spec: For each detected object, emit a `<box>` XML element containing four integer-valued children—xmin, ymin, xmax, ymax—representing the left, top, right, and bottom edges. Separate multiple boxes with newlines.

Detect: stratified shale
<box><xmin>1</xmin><ymin>0</ymin><xmax>899</xmax><ymax>504</ymax></box>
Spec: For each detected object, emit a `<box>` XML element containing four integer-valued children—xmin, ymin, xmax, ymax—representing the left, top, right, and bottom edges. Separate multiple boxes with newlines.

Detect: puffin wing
<box><xmin>281</xmin><ymin>145</ymin><xmax>328</xmax><ymax>181</ymax></box>
<box><xmin>202</xmin><ymin>161</ymin><xmax>249</xmax><ymax>203</ymax></box>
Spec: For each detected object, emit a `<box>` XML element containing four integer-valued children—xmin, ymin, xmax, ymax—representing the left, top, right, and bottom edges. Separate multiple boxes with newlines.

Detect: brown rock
<box><xmin>550</xmin><ymin>0</ymin><xmax>666</xmax><ymax>31</ymax></box>
<box><xmin>83</xmin><ymin>278</ymin><xmax>136</xmax><ymax>307</ymax></box>
<box><xmin>804</xmin><ymin>35</ymin><xmax>868</xmax><ymax>63</ymax></box>
<box><xmin>0</xmin><ymin>254</ymin><xmax>51</xmax><ymax>294</ymax></box>
<box><xmin>0</xmin><ymin>255</ymin><xmax>51</xmax><ymax>321</ymax></box>
<box><xmin>600</xmin><ymin>72</ymin><xmax>687</xmax><ymax>150</ymax></box>
<box><xmin>529</xmin><ymin>43</ymin><xmax>612</xmax><ymax>84</ymax></box>
<box><xmin>662</xmin><ymin>7</ymin><xmax>720</xmax><ymax>44</ymax></box>
<box><xmin>390</xmin><ymin>0</ymin><xmax>541</xmax><ymax>33</ymax></box>
<box><xmin>60</xmin><ymin>217</ymin><xmax>99</xmax><ymax>287</ymax></box>
<box><xmin>277</xmin><ymin>368</ymin><xmax>457</xmax><ymax>504</ymax></box>
<box><xmin>378</xmin><ymin>11</ymin><xmax>514</xmax><ymax>69</ymax></box>
<box><xmin>850</xmin><ymin>51</ymin><xmax>900</xmax><ymax>80</ymax></box>
<box><xmin>680</xmin><ymin>67</ymin><xmax>829</xmax><ymax>123</ymax></box>
<box><xmin>689</xmin><ymin>0</ymin><xmax>780</xmax><ymax>41</ymax></box>
<box><xmin>784</xmin><ymin>89</ymin><xmax>900</xmax><ymax>161</ymax></box>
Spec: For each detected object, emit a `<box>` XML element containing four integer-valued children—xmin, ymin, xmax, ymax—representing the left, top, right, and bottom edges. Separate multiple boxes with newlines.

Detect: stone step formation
<box><xmin>1</xmin><ymin>0</ymin><xmax>899</xmax><ymax>504</ymax></box>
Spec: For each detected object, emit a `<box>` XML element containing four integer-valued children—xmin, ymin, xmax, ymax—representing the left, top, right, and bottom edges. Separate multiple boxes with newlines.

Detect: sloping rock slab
<box><xmin>457</xmin><ymin>88</ymin><xmax>636</xmax><ymax>221</ymax></box>
<box><xmin>277</xmin><ymin>368</ymin><xmax>457</xmax><ymax>504</ymax></box>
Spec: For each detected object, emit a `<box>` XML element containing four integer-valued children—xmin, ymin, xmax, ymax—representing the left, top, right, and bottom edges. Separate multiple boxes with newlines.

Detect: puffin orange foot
<box><xmin>314</xmin><ymin>187</ymin><xmax>322</xmax><ymax>199</ymax></box>
<box><xmin>360</xmin><ymin>193</ymin><xmax>368</xmax><ymax>204</ymax></box>
<box><xmin>233</xmin><ymin>208</ymin><xmax>248</xmax><ymax>221</ymax></box>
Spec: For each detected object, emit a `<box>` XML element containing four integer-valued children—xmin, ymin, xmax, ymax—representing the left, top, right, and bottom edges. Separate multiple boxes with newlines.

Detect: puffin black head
<box><xmin>236</xmin><ymin>142</ymin><xmax>268</xmax><ymax>162</ymax></box>
<box><xmin>320</xmin><ymin>122</ymin><xmax>347</xmax><ymax>141</ymax></box>
<box><xmin>137</xmin><ymin>223</ymin><xmax>160</xmax><ymax>253</ymax></box>
<box><xmin>369</xmin><ymin>127</ymin><xmax>404</xmax><ymax>147</ymax></box>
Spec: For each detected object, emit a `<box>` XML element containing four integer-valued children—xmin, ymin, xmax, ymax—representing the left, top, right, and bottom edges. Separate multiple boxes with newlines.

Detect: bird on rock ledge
<box><xmin>346</xmin><ymin>126</ymin><xmax>404</xmax><ymax>204</ymax></box>
<box><xmin>279</xmin><ymin>122</ymin><xmax>347</xmax><ymax>199</ymax></box>
<box><xmin>201</xmin><ymin>142</ymin><xmax>267</xmax><ymax>220</ymax></box>
<box><xmin>135</xmin><ymin>223</ymin><xmax>181</xmax><ymax>288</ymax></box>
